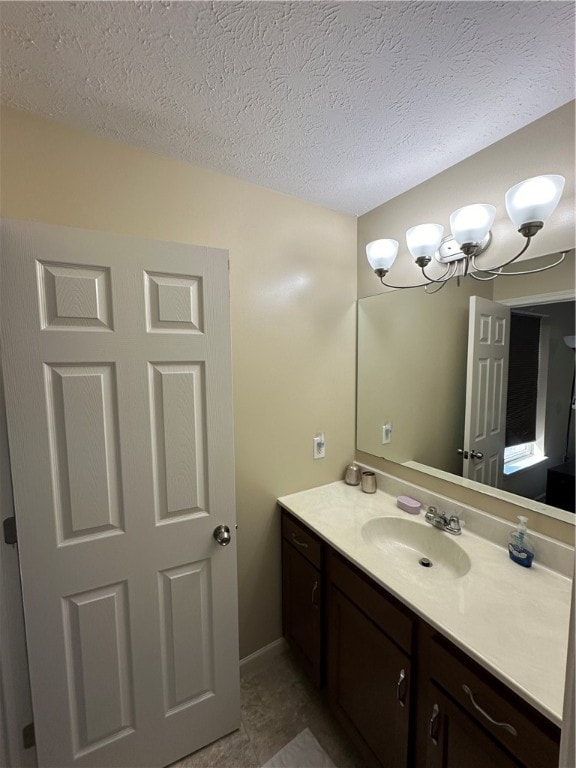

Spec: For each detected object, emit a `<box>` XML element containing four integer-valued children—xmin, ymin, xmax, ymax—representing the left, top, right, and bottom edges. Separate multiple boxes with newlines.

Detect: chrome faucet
<box><xmin>425</xmin><ymin>506</ymin><xmax>462</xmax><ymax>535</ymax></box>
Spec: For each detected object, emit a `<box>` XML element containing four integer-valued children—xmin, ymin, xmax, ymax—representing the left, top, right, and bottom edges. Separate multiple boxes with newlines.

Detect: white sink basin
<box><xmin>361</xmin><ymin>517</ymin><xmax>471</xmax><ymax>579</ymax></box>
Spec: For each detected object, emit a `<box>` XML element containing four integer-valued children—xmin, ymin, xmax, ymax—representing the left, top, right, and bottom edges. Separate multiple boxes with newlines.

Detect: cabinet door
<box><xmin>328</xmin><ymin>587</ymin><xmax>410</xmax><ymax>768</ymax></box>
<box><xmin>281</xmin><ymin>540</ymin><xmax>322</xmax><ymax>686</ymax></box>
<box><xmin>421</xmin><ymin>629</ymin><xmax>560</xmax><ymax>768</ymax></box>
<box><xmin>426</xmin><ymin>685</ymin><xmax>521</xmax><ymax>768</ymax></box>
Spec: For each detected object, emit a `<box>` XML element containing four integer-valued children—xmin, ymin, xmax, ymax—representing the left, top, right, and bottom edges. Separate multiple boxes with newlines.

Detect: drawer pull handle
<box><xmin>462</xmin><ymin>685</ymin><xmax>518</xmax><ymax>736</ymax></box>
<box><xmin>291</xmin><ymin>533</ymin><xmax>309</xmax><ymax>549</ymax></box>
<box><xmin>311</xmin><ymin>579</ymin><xmax>318</xmax><ymax>607</ymax></box>
<box><xmin>429</xmin><ymin>703</ymin><xmax>440</xmax><ymax>745</ymax></box>
<box><xmin>396</xmin><ymin>668</ymin><xmax>406</xmax><ymax>707</ymax></box>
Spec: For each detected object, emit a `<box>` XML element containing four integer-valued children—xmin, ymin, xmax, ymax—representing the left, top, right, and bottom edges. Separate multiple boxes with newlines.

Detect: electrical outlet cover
<box><xmin>313</xmin><ymin>433</ymin><xmax>325</xmax><ymax>459</ymax></box>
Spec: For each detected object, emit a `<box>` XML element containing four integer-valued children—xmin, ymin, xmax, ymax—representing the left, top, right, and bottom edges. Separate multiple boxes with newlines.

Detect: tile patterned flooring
<box><xmin>170</xmin><ymin>649</ymin><xmax>364</xmax><ymax>767</ymax></box>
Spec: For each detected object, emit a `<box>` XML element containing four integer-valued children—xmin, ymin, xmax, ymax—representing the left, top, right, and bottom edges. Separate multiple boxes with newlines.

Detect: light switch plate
<box><xmin>313</xmin><ymin>433</ymin><xmax>325</xmax><ymax>459</ymax></box>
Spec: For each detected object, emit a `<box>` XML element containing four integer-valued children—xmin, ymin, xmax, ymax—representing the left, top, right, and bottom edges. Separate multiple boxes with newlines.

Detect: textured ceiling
<box><xmin>1</xmin><ymin>1</ymin><xmax>574</xmax><ymax>215</ymax></box>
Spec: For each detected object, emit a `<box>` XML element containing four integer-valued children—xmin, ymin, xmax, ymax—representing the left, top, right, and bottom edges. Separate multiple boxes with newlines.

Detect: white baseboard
<box><xmin>240</xmin><ymin>637</ymin><xmax>287</xmax><ymax>675</ymax></box>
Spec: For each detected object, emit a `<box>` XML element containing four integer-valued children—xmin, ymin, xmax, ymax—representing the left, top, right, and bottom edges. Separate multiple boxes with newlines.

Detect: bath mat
<box><xmin>262</xmin><ymin>727</ymin><xmax>335</xmax><ymax>767</ymax></box>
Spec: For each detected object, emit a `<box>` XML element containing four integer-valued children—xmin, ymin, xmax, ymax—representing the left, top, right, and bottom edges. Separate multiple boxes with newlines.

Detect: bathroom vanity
<box><xmin>279</xmin><ymin>478</ymin><xmax>573</xmax><ymax>768</ymax></box>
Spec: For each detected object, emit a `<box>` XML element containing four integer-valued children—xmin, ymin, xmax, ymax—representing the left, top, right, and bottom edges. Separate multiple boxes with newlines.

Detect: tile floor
<box><xmin>170</xmin><ymin>648</ymin><xmax>364</xmax><ymax>767</ymax></box>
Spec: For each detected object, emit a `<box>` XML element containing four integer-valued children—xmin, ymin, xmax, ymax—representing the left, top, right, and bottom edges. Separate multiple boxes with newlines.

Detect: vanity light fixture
<box><xmin>366</xmin><ymin>175</ymin><xmax>568</xmax><ymax>293</ymax></box>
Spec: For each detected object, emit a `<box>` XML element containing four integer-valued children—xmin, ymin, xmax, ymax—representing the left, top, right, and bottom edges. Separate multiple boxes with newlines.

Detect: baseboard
<box><xmin>240</xmin><ymin>637</ymin><xmax>287</xmax><ymax>675</ymax></box>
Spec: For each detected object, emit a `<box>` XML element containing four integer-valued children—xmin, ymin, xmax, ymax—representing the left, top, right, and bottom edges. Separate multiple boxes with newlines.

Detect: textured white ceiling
<box><xmin>1</xmin><ymin>1</ymin><xmax>574</xmax><ymax>215</ymax></box>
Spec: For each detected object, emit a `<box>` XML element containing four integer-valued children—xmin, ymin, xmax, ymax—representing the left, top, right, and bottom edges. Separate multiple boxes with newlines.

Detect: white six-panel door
<box><xmin>0</xmin><ymin>220</ymin><xmax>240</xmax><ymax>767</ymax></box>
<box><xmin>463</xmin><ymin>295</ymin><xmax>511</xmax><ymax>488</ymax></box>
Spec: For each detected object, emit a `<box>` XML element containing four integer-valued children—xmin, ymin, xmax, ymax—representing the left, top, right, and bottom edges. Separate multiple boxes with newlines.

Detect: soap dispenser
<box><xmin>508</xmin><ymin>516</ymin><xmax>534</xmax><ymax>568</ymax></box>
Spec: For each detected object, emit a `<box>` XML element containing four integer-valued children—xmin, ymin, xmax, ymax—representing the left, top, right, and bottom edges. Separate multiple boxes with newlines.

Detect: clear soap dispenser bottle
<box><xmin>508</xmin><ymin>515</ymin><xmax>534</xmax><ymax>568</ymax></box>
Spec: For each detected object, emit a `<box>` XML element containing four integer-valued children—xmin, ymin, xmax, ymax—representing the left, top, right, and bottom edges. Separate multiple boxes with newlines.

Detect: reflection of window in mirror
<box><xmin>504</xmin><ymin>312</ymin><xmax>548</xmax><ymax>475</ymax></box>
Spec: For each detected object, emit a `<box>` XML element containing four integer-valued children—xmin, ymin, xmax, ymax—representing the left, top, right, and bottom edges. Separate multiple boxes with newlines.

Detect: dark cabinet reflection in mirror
<box><xmin>356</xmin><ymin>253</ymin><xmax>575</xmax><ymax>520</ymax></box>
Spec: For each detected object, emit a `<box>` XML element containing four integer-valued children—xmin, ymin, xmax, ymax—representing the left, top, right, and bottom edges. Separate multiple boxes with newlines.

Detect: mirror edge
<box><xmin>403</xmin><ymin>461</ymin><xmax>576</xmax><ymax>527</ymax></box>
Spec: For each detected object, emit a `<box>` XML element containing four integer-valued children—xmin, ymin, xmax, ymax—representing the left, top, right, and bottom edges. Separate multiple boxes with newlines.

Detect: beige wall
<box><xmin>356</xmin><ymin>102</ymin><xmax>575</xmax><ymax>544</ymax></box>
<box><xmin>0</xmin><ymin>106</ymin><xmax>357</xmax><ymax>657</ymax></box>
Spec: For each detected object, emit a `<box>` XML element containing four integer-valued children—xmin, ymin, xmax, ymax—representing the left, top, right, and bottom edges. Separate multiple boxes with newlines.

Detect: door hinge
<box><xmin>3</xmin><ymin>516</ymin><xmax>17</xmax><ymax>545</ymax></box>
<box><xmin>22</xmin><ymin>722</ymin><xmax>35</xmax><ymax>749</ymax></box>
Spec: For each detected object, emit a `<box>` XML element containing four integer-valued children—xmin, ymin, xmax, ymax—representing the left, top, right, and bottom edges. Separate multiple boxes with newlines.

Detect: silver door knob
<box><xmin>470</xmin><ymin>450</ymin><xmax>484</xmax><ymax>460</ymax></box>
<box><xmin>213</xmin><ymin>524</ymin><xmax>231</xmax><ymax>546</ymax></box>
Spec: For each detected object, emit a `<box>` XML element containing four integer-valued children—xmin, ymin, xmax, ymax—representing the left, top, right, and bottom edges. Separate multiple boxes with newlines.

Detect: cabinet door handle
<box><xmin>396</xmin><ymin>668</ymin><xmax>406</xmax><ymax>707</ymax></box>
<box><xmin>429</xmin><ymin>703</ymin><xmax>440</xmax><ymax>745</ymax></box>
<box><xmin>311</xmin><ymin>579</ymin><xmax>318</xmax><ymax>608</ymax></box>
<box><xmin>462</xmin><ymin>685</ymin><xmax>517</xmax><ymax>736</ymax></box>
<box><xmin>291</xmin><ymin>533</ymin><xmax>309</xmax><ymax>549</ymax></box>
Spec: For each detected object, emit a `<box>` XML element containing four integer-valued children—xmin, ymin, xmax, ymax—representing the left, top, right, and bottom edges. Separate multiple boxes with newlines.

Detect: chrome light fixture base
<box><xmin>436</xmin><ymin>232</ymin><xmax>492</xmax><ymax>264</ymax></box>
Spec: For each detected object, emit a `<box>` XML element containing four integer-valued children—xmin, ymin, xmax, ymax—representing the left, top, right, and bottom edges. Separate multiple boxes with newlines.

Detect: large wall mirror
<box><xmin>356</xmin><ymin>251</ymin><xmax>575</xmax><ymax>524</ymax></box>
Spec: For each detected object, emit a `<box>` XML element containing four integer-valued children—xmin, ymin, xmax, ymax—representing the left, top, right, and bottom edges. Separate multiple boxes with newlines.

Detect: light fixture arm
<box><xmin>421</xmin><ymin>260</ymin><xmax>458</xmax><ymax>284</ymax></box>
<box><xmin>376</xmin><ymin>273</ymin><xmax>431</xmax><ymax>289</ymax></box>
<box><xmin>469</xmin><ymin>269</ymin><xmax>500</xmax><ymax>282</ymax></box>
<box><xmin>470</xmin><ymin>236</ymin><xmax>532</xmax><ymax>275</ymax></box>
<box><xmin>472</xmin><ymin>249</ymin><xmax>567</xmax><ymax>277</ymax></box>
<box><xmin>376</xmin><ymin>258</ymin><xmax>457</xmax><ymax>290</ymax></box>
<box><xmin>424</xmin><ymin>278</ymin><xmax>449</xmax><ymax>294</ymax></box>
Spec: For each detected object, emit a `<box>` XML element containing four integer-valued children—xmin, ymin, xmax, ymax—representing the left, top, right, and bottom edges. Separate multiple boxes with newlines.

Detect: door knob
<box><xmin>470</xmin><ymin>450</ymin><xmax>484</xmax><ymax>460</ymax></box>
<box><xmin>213</xmin><ymin>524</ymin><xmax>231</xmax><ymax>546</ymax></box>
<box><xmin>457</xmin><ymin>448</ymin><xmax>469</xmax><ymax>459</ymax></box>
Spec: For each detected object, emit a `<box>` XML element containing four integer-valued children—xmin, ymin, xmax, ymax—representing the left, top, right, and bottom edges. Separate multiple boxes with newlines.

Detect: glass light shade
<box><xmin>450</xmin><ymin>204</ymin><xmax>496</xmax><ymax>246</ymax></box>
<box><xmin>505</xmin><ymin>175</ymin><xmax>565</xmax><ymax>228</ymax></box>
<box><xmin>405</xmin><ymin>223</ymin><xmax>444</xmax><ymax>260</ymax></box>
<box><xmin>366</xmin><ymin>239</ymin><xmax>399</xmax><ymax>271</ymax></box>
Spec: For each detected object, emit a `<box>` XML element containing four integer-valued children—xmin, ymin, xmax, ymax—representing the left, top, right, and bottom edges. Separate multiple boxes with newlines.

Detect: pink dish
<box><xmin>396</xmin><ymin>495</ymin><xmax>421</xmax><ymax>514</ymax></box>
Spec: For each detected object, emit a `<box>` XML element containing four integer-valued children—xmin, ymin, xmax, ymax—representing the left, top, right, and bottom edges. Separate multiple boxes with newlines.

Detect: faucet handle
<box><xmin>447</xmin><ymin>515</ymin><xmax>462</xmax><ymax>535</ymax></box>
<box><xmin>425</xmin><ymin>506</ymin><xmax>437</xmax><ymax>522</ymax></box>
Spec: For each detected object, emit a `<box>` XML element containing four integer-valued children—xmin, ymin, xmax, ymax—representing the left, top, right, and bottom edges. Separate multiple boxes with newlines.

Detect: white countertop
<box><xmin>278</xmin><ymin>480</ymin><xmax>573</xmax><ymax>727</ymax></box>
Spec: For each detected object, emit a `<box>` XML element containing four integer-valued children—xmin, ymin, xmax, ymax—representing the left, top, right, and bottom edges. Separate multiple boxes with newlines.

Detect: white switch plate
<box><xmin>313</xmin><ymin>433</ymin><xmax>325</xmax><ymax>459</ymax></box>
<box><xmin>382</xmin><ymin>423</ymin><xmax>392</xmax><ymax>444</ymax></box>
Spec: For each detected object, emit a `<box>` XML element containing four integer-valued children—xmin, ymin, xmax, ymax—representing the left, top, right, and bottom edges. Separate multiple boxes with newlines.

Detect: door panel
<box><xmin>149</xmin><ymin>362</ymin><xmax>207</xmax><ymax>520</ymax></box>
<box><xmin>46</xmin><ymin>363</ymin><xmax>124</xmax><ymax>540</ymax></box>
<box><xmin>158</xmin><ymin>559</ymin><xmax>213</xmax><ymax>712</ymax></box>
<box><xmin>463</xmin><ymin>296</ymin><xmax>510</xmax><ymax>487</ymax></box>
<box><xmin>63</xmin><ymin>582</ymin><xmax>134</xmax><ymax>754</ymax></box>
<box><xmin>0</xmin><ymin>220</ymin><xmax>239</xmax><ymax>767</ymax></box>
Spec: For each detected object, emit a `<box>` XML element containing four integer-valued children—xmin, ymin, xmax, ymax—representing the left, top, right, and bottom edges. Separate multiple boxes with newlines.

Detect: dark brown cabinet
<box><xmin>280</xmin><ymin>509</ymin><xmax>561</xmax><ymax>768</ymax></box>
<box><xmin>281</xmin><ymin>512</ymin><xmax>323</xmax><ymax>686</ymax></box>
<box><xmin>426</xmin><ymin>684</ymin><xmax>524</xmax><ymax>768</ymax></box>
<box><xmin>327</xmin><ymin>550</ymin><xmax>413</xmax><ymax>768</ymax></box>
<box><xmin>420</xmin><ymin>628</ymin><xmax>560</xmax><ymax>768</ymax></box>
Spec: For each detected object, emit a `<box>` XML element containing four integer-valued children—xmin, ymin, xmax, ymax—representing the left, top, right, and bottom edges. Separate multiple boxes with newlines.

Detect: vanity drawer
<box><xmin>428</xmin><ymin>633</ymin><xmax>560</xmax><ymax>767</ymax></box>
<box><xmin>281</xmin><ymin>511</ymin><xmax>323</xmax><ymax>569</ymax></box>
<box><xmin>328</xmin><ymin>549</ymin><xmax>414</xmax><ymax>654</ymax></box>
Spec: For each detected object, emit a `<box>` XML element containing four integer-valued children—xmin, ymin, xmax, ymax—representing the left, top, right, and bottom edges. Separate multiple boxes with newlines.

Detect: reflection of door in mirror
<box><xmin>462</xmin><ymin>297</ymin><xmax>575</xmax><ymax>508</ymax></box>
<box><xmin>462</xmin><ymin>297</ymin><xmax>510</xmax><ymax>489</ymax></box>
